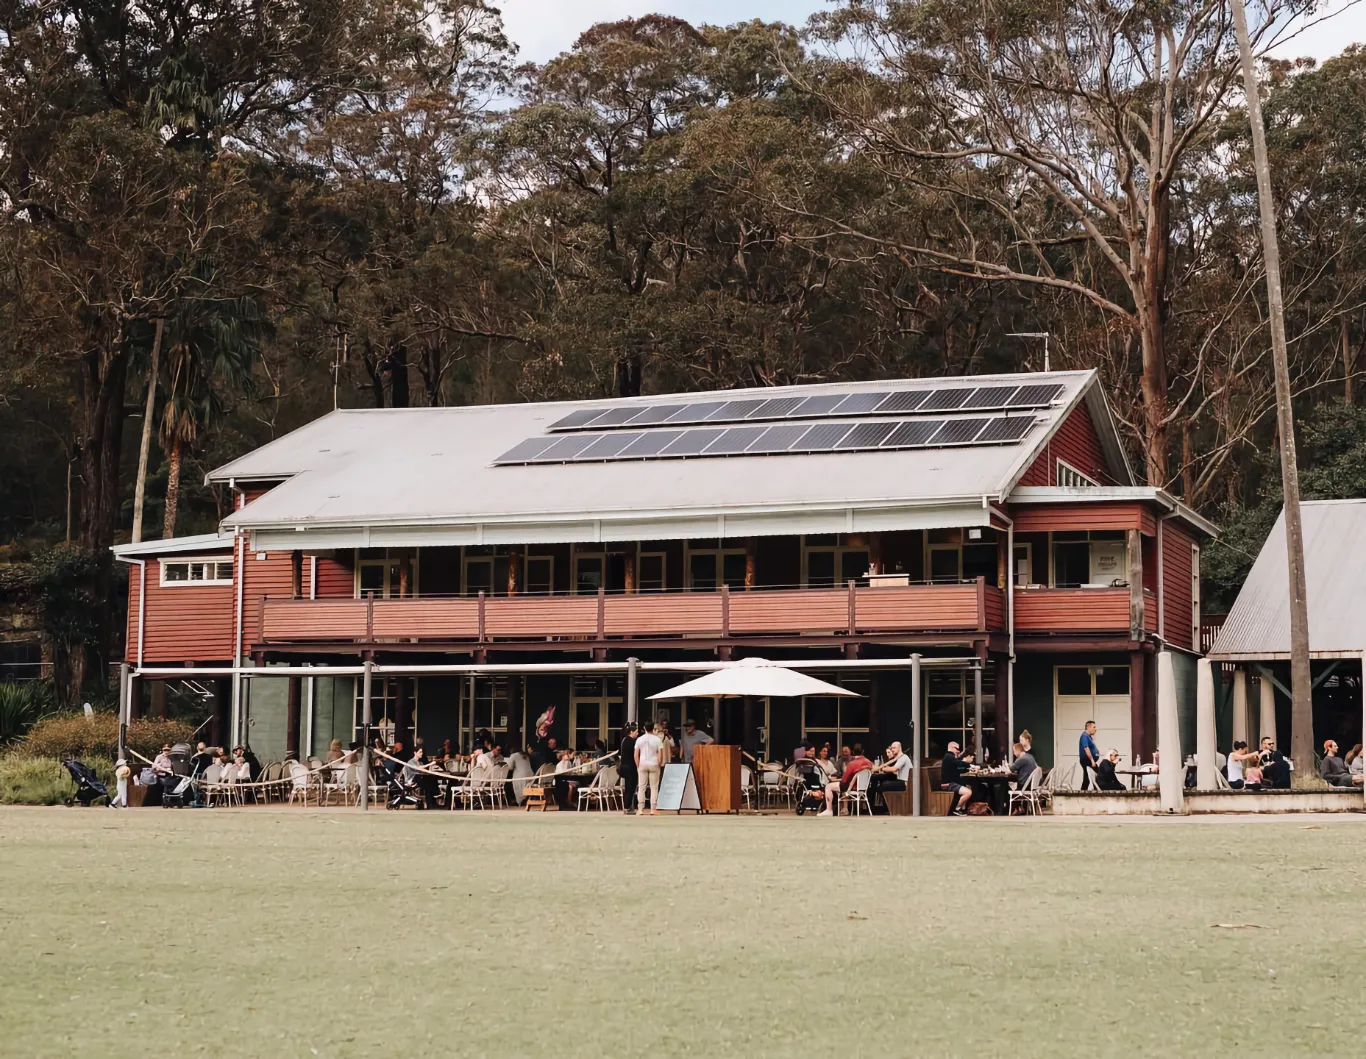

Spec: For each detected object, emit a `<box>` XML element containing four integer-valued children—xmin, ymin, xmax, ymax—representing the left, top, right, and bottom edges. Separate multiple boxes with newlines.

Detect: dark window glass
<box><xmin>1095</xmin><ymin>667</ymin><xmax>1131</xmax><ymax>696</ymax></box>
<box><xmin>1057</xmin><ymin>668</ymin><xmax>1092</xmax><ymax>696</ymax></box>
<box><xmin>840</xmin><ymin>551</ymin><xmax>870</xmax><ymax>583</ymax></box>
<box><xmin>929</xmin><ymin>549</ymin><xmax>960</xmax><ymax>582</ymax></box>
<box><xmin>805</xmin><ymin>697</ymin><xmax>839</xmax><ymax>729</ymax></box>
<box><xmin>722</xmin><ymin>553</ymin><xmax>748</xmax><ymax>588</ymax></box>
<box><xmin>807</xmin><ymin>551</ymin><xmax>836</xmax><ymax>586</ymax></box>
<box><xmin>1053</xmin><ymin>542</ymin><xmax>1092</xmax><ymax>587</ymax></box>
<box><xmin>689</xmin><ymin>553</ymin><xmax>718</xmax><ymax>590</ymax></box>
<box><xmin>962</xmin><ymin>543</ymin><xmax>997</xmax><ymax>583</ymax></box>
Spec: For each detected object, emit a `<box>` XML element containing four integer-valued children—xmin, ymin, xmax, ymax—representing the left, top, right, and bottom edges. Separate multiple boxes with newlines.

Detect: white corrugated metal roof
<box><xmin>1208</xmin><ymin>500</ymin><xmax>1366</xmax><ymax>660</ymax></box>
<box><xmin>113</xmin><ymin>532</ymin><xmax>233</xmax><ymax>558</ymax></box>
<box><xmin>211</xmin><ymin>370</ymin><xmax>1117</xmax><ymax>546</ymax></box>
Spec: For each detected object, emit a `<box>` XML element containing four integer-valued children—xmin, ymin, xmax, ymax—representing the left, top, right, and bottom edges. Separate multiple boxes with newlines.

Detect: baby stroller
<box><xmin>386</xmin><ymin>771</ymin><xmax>422</xmax><ymax>810</ymax></box>
<box><xmin>161</xmin><ymin>772</ymin><xmax>195</xmax><ymax>808</ymax></box>
<box><xmin>793</xmin><ymin>759</ymin><xmax>828</xmax><ymax>815</ymax></box>
<box><xmin>62</xmin><ymin>760</ymin><xmax>110</xmax><ymax>807</ymax></box>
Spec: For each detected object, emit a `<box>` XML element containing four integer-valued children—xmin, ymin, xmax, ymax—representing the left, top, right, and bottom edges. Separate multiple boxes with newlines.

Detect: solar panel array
<box><xmin>547</xmin><ymin>382</ymin><xmax>1065</xmax><ymax>432</ymax></box>
<box><xmin>493</xmin><ymin>413</ymin><xmax>1039</xmax><ymax>466</ymax></box>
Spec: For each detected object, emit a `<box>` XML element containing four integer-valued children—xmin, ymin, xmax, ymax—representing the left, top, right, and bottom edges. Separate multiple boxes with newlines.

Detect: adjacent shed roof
<box><xmin>1208</xmin><ymin>500</ymin><xmax>1366</xmax><ymax>661</ymax></box>
<box><xmin>113</xmin><ymin>532</ymin><xmax>233</xmax><ymax>558</ymax></box>
<box><xmin>210</xmin><ymin>370</ymin><xmax>1127</xmax><ymax>549</ymax></box>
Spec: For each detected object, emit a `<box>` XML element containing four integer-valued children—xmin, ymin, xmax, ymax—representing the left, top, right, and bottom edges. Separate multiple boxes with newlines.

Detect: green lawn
<box><xmin>1</xmin><ymin>807</ymin><xmax>1364</xmax><ymax>1058</ymax></box>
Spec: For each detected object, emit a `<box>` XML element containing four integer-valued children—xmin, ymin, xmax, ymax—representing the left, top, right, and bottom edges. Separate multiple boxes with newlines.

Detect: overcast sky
<box><xmin>498</xmin><ymin>0</ymin><xmax>1365</xmax><ymax>65</ymax></box>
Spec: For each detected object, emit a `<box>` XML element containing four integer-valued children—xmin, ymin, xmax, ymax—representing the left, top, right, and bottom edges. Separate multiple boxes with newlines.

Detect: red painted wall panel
<box><xmin>125</xmin><ymin>556</ymin><xmax>236</xmax><ymax>663</ymax></box>
<box><xmin>1162</xmin><ymin>522</ymin><xmax>1196</xmax><ymax>651</ymax></box>
<box><xmin>1018</xmin><ymin>404</ymin><xmax>1115</xmax><ymax>486</ymax></box>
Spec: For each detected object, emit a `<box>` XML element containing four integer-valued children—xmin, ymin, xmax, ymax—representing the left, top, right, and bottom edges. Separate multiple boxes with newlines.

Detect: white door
<box><xmin>1054</xmin><ymin>666</ymin><xmax>1133</xmax><ymax>780</ymax></box>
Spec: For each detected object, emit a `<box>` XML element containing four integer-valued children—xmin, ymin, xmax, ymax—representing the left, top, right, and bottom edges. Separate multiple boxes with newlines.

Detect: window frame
<box><xmin>1056</xmin><ymin>459</ymin><xmax>1099</xmax><ymax>488</ymax></box>
<box><xmin>637</xmin><ymin>550</ymin><xmax>667</xmax><ymax>592</ymax></box>
<box><xmin>355</xmin><ymin>550</ymin><xmax>420</xmax><ymax>600</ymax></box>
<box><xmin>683</xmin><ymin>541</ymin><xmax>747</xmax><ymax>591</ymax></box>
<box><xmin>800</xmin><ymin>678</ymin><xmax>871</xmax><ymax>751</ymax></box>
<box><xmin>800</xmin><ymin>535</ymin><xmax>871</xmax><ymax>588</ymax></box>
<box><xmin>923</xmin><ymin>669</ymin><xmax>996</xmax><ymax>761</ymax></box>
<box><xmin>159</xmin><ymin>555</ymin><xmax>234</xmax><ymax>587</ymax></box>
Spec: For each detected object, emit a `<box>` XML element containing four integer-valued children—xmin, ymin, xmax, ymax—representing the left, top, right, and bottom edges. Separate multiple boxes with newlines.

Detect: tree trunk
<box><xmin>131</xmin><ymin>317</ymin><xmax>164</xmax><ymax>544</ymax></box>
<box><xmin>1343</xmin><ymin>315</ymin><xmax>1353</xmax><ymax>405</ymax></box>
<box><xmin>388</xmin><ymin>343</ymin><xmax>410</xmax><ymax>408</ymax></box>
<box><xmin>1232</xmin><ymin>0</ymin><xmax>1316</xmax><ymax>787</ymax></box>
<box><xmin>162</xmin><ymin>436</ymin><xmax>183</xmax><ymax>540</ymax></box>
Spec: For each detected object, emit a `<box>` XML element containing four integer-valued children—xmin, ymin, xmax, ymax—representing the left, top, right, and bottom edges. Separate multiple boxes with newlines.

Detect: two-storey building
<box><xmin>115</xmin><ymin>369</ymin><xmax>1214</xmax><ymax>773</ymax></box>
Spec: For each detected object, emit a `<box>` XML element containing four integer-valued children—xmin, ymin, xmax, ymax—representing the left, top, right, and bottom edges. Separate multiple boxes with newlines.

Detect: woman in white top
<box><xmin>812</xmin><ymin>744</ymin><xmax>837</xmax><ymax>780</ymax></box>
<box><xmin>1227</xmin><ymin>741</ymin><xmax>1258</xmax><ymax>789</ymax></box>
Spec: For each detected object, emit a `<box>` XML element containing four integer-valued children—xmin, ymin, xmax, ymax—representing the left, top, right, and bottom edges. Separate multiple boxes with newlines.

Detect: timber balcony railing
<box><xmin>254</xmin><ymin>579</ymin><xmax>1008</xmax><ymax>646</ymax></box>
<box><xmin>1014</xmin><ymin>586</ymin><xmax>1158</xmax><ymax>634</ymax></box>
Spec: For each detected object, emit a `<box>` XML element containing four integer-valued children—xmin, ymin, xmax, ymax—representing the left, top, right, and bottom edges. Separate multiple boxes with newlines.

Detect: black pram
<box><xmin>62</xmin><ymin>760</ymin><xmax>110</xmax><ymax>806</ymax></box>
<box><xmin>793</xmin><ymin>759</ymin><xmax>828</xmax><ymax>815</ymax></box>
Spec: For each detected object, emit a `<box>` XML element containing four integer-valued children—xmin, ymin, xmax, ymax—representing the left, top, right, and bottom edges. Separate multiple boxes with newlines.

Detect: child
<box><xmin>111</xmin><ymin>758</ymin><xmax>131</xmax><ymax>808</ymax></box>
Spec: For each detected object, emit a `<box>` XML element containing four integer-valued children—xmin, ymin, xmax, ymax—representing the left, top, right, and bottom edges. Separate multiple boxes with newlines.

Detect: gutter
<box><xmin>231</xmin><ymin>479</ymin><xmax>246</xmax><ymax>745</ymax></box>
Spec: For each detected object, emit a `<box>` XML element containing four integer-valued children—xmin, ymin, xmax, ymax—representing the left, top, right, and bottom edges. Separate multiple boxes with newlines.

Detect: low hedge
<box><xmin>18</xmin><ymin>712</ymin><xmax>196</xmax><ymax>763</ymax></box>
<box><xmin>0</xmin><ymin>755</ymin><xmax>116</xmax><ymax>805</ymax></box>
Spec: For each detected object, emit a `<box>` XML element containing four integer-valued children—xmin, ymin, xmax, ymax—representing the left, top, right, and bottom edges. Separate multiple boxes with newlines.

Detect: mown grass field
<box><xmin>1</xmin><ymin>807</ymin><xmax>1363</xmax><ymax>1058</ymax></box>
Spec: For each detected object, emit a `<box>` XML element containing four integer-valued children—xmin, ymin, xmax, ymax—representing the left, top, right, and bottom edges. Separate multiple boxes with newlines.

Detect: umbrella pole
<box><xmin>911</xmin><ymin>654</ymin><xmax>922</xmax><ymax>817</ymax></box>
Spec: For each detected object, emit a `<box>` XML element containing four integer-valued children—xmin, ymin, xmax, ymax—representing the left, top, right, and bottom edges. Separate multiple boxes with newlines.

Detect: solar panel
<box><xmin>794</xmin><ymin>422</ymin><xmax>854</xmax><ymax>450</ymax></box>
<box><xmin>920</xmin><ymin>388</ymin><xmax>973</xmax><ymax>411</ymax></box>
<box><xmin>628</xmin><ymin>404</ymin><xmax>685</xmax><ymax>426</ymax></box>
<box><xmin>977</xmin><ymin>416</ymin><xmax>1035</xmax><ymax>443</ymax></box>
<box><xmin>1008</xmin><ymin>383</ymin><xmax>1065</xmax><ymax>407</ymax></box>
<box><xmin>707</xmin><ymin>399</ymin><xmax>768</xmax><ymax>422</ymax></box>
<box><xmin>834</xmin><ymin>392</ymin><xmax>891</xmax><ymax>415</ymax></box>
<box><xmin>707</xmin><ymin>426</ymin><xmax>768</xmax><ymax>454</ymax></box>
<box><xmin>836</xmin><ymin>421</ymin><xmax>897</xmax><ymax>449</ymax></box>
<box><xmin>747</xmin><ymin>424</ymin><xmax>811</xmax><ymax>453</ymax></box>
<box><xmin>748</xmin><ymin>397</ymin><xmax>804</xmax><ymax>419</ymax></box>
<box><xmin>666</xmin><ymin>402</ymin><xmax>729</xmax><ymax>425</ymax></box>
<box><xmin>577</xmin><ymin>432</ymin><xmax>643</xmax><ymax>459</ymax></box>
<box><xmin>790</xmin><ymin>394</ymin><xmax>848</xmax><ymax>417</ymax></box>
<box><xmin>587</xmin><ymin>406</ymin><xmax>644</xmax><ymax>428</ymax></box>
<box><xmin>883</xmin><ymin>420</ymin><xmax>944</xmax><ymax>447</ymax></box>
<box><xmin>930</xmin><ymin>418</ymin><xmax>989</xmax><ymax>445</ymax></box>
<box><xmin>549</xmin><ymin>409</ymin><xmax>602</xmax><ymax>431</ymax></box>
<box><xmin>662</xmin><ymin>428</ymin><xmax>726</xmax><ymax>455</ymax></box>
<box><xmin>875</xmin><ymin>391</ymin><xmax>929</xmax><ymax>414</ymax></box>
<box><xmin>530</xmin><ymin>434</ymin><xmax>600</xmax><ymax>461</ymax></box>
<box><xmin>618</xmin><ymin>430</ymin><xmax>684</xmax><ymax>457</ymax></box>
<box><xmin>963</xmin><ymin>386</ymin><xmax>1020</xmax><ymax>409</ymax></box>
<box><xmin>494</xmin><ymin>437</ymin><xmax>557</xmax><ymax>463</ymax></box>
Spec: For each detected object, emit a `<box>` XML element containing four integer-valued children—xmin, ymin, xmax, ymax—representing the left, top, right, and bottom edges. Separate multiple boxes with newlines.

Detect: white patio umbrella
<box><xmin>646</xmin><ymin>657</ymin><xmax>862</xmax><ymax>701</ymax></box>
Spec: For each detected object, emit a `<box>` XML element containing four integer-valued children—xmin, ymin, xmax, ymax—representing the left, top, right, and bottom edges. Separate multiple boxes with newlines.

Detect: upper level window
<box><xmin>1051</xmin><ymin>531</ymin><xmax>1126</xmax><ymax>588</ymax></box>
<box><xmin>1057</xmin><ymin>459</ymin><xmax>1099</xmax><ymax>488</ymax></box>
<box><xmin>160</xmin><ymin>557</ymin><xmax>233</xmax><ymax>586</ymax></box>
<box><xmin>803</xmin><ymin>534</ymin><xmax>869</xmax><ymax>587</ymax></box>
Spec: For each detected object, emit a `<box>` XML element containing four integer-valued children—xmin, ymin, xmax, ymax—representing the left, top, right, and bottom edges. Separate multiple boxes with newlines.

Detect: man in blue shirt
<box><xmin>1079</xmin><ymin>721</ymin><xmax>1100</xmax><ymax>790</ymax></box>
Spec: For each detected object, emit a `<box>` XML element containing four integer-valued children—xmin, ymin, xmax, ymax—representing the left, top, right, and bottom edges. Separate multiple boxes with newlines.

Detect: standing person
<box><xmin>110</xmin><ymin>758</ymin><xmax>131</xmax><ymax>808</ymax></box>
<box><xmin>1079</xmin><ymin>721</ymin><xmax>1101</xmax><ymax>791</ymax></box>
<box><xmin>619</xmin><ymin>723</ymin><xmax>640</xmax><ymax>815</ymax></box>
<box><xmin>680</xmin><ymin>719</ymin><xmax>713</xmax><ymax>764</ymax></box>
<box><xmin>634</xmin><ymin>723</ymin><xmax>665</xmax><ymax>815</ymax></box>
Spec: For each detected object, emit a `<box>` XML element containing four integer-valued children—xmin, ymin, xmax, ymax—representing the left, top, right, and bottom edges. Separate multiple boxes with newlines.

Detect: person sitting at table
<box><xmin>1260</xmin><ymin>736</ymin><xmax>1291</xmax><ymax>789</ymax></box>
<box><xmin>1226</xmin><ymin>741</ymin><xmax>1258</xmax><ymax>789</ymax></box>
<box><xmin>1319</xmin><ymin>740</ymin><xmax>1361</xmax><ymax>787</ymax></box>
<box><xmin>835</xmin><ymin>745</ymin><xmax>852</xmax><ymax>774</ymax></box>
<box><xmin>326</xmin><ymin>738</ymin><xmax>345</xmax><ymax>764</ymax></box>
<box><xmin>403</xmin><ymin>745</ymin><xmax>439</xmax><ymax>809</ymax></box>
<box><xmin>793</xmin><ymin>741</ymin><xmax>812</xmax><ymax>762</ymax></box>
<box><xmin>1348</xmin><ymin>744</ymin><xmax>1364</xmax><ymax>778</ymax></box>
<box><xmin>1018</xmin><ymin>729</ymin><xmax>1033</xmax><ymax>754</ymax></box>
<box><xmin>1009</xmin><ymin>742</ymin><xmax>1038</xmax><ymax>790</ymax></box>
<box><xmin>811</xmin><ymin>744</ymin><xmax>837</xmax><ymax>781</ymax></box>
<box><xmin>1096</xmin><ymin>749</ymin><xmax>1125</xmax><ymax>791</ymax></box>
<box><xmin>938</xmin><ymin>741</ymin><xmax>973</xmax><ymax>817</ymax></box>
<box><xmin>818</xmin><ymin>747</ymin><xmax>873</xmax><ymax>817</ymax></box>
<box><xmin>869</xmin><ymin>741</ymin><xmax>912</xmax><ymax>804</ymax></box>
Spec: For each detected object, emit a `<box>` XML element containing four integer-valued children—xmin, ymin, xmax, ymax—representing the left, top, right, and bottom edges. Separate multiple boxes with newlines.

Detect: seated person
<box><xmin>229</xmin><ymin>747</ymin><xmax>251</xmax><ymax>782</ymax></box>
<box><xmin>1349</xmin><ymin>744</ymin><xmax>1365</xmax><ymax>778</ymax></box>
<box><xmin>1260</xmin><ymin>737</ymin><xmax>1291</xmax><ymax>789</ymax></box>
<box><xmin>1227</xmin><ymin>741</ymin><xmax>1258</xmax><ymax>789</ymax></box>
<box><xmin>1095</xmin><ymin>748</ymin><xmax>1126</xmax><ymax>791</ymax></box>
<box><xmin>811</xmin><ymin>745</ymin><xmax>837</xmax><ymax>780</ymax></box>
<box><xmin>819</xmin><ymin>749</ymin><xmax>873</xmax><ymax>817</ymax></box>
<box><xmin>1319</xmin><ymin>739</ymin><xmax>1361</xmax><ymax>788</ymax></box>
<box><xmin>1009</xmin><ymin>742</ymin><xmax>1038</xmax><ymax>789</ymax></box>
<box><xmin>869</xmin><ymin>741</ymin><xmax>912</xmax><ymax>802</ymax></box>
<box><xmin>404</xmin><ymin>746</ymin><xmax>439</xmax><ymax>809</ymax></box>
<box><xmin>153</xmin><ymin>744</ymin><xmax>175</xmax><ymax>774</ymax></box>
<box><xmin>938</xmin><ymin>741</ymin><xmax>974</xmax><ymax>816</ymax></box>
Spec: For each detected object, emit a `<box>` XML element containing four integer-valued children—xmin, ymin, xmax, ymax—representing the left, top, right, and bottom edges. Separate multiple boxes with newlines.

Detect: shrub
<box><xmin>0</xmin><ymin>755</ymin><xmax>115</xmax><ymax>805</ymax></box>
<box><xmin>19</xmin><ymin>712</ymin><xmax>195</xmax><ymax>763</ymax></box>
<box><xmin>0</xmin><ymin>682</ymin><xmax>52</xmax><ymax>745</ymax></box>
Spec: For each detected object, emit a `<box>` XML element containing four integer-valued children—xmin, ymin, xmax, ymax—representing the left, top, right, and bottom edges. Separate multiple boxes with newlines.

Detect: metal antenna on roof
<box><xmin>1007</xmin><ymin>332</ymin><xmax>1050</xmax><ymax>373</ymax></box>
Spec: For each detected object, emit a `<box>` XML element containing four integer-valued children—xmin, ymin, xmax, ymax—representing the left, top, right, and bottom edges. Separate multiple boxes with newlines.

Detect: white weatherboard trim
<box><xmin>249</xmin><ymin>501</ymin><xmax>991</xmax><ymax>552</ymax></box>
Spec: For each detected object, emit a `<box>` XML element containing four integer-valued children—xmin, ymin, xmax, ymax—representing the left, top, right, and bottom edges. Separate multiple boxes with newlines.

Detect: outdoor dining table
<box><xmin>1114</xmin><ymin>767</ymin><xmax>1156</xmax><ymax>790</ymax></box>
<box><xmin>964</xmin><ymin>770</ymin><xmax>1013</xmax><ymax>815</ymax></box>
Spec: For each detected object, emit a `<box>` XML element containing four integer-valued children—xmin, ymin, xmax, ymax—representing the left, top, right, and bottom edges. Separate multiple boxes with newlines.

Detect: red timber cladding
<box><xmin>1162</xmin><ymin>521</ymin><xmax>1196</xmax><ymax>651</ymax></box>
<box><xmin>262</xmin><ymin>599</ymin><xmax>369</xmax><ymax>641</ymax></box>
<box><xmin>1010</xmin><ymin>502</ymin><xmax>1156</xmax><ymax>536</ymax></box>
<box><xmin>852</xmin><ymin>584</ymin><xmax>984</xmax><ymax>631</ymax></box>
<box><xmin>1017</xmin><ymin>404</ymin><xmax>1113</xmax><ymax>486</ymax></box>
<box><xmin>312</xmin><ymin>555</ymin><xmax>354</xmax><ymax>598</ymax></box>
<box><xmin>242</xmin><ymin>548</ymin><xmax>296</xmax><ymax>646</ymax></box>
<box><xmin>1015</xmin><ymin>588</ymin><xmax>1131</xmax><ymax>632</ymax></box>
<box><xmin>604</xmin><ymin>595</ymin><xmax>722</xmax><ymax>636</ymax></box>
<box><xmin>126</xmin><ymin>558</ymin><xmax>235</xmax><ymax>663</ymax></box>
